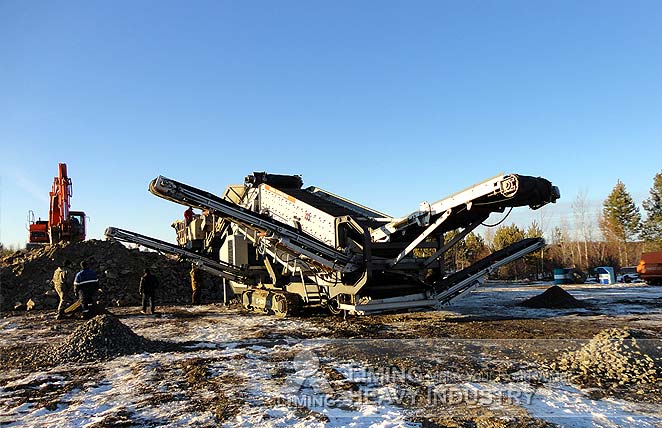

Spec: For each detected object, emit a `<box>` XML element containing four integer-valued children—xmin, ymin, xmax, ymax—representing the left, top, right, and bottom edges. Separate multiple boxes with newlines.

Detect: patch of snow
<box><xmin>450</xmin><ymin>283</ymin><xmax>662</xmax><ymax>320</ymax></box>
<box><xmin>518</xmin><ymin>382</ymin><xmax>660</xmax><ymax>428</ymax></box>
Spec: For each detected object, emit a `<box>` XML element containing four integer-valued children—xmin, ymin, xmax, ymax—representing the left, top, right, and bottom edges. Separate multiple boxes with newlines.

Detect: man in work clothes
<box><xmin>139</xmin><ymin>268</ymin><xmax>159</xmax><ymax>314</ymax></box>
<box><xmin>52</xmin><ymin>260</ymin><xmax>74</xmax><ymax>320</ymax></box>
<box><xmin>184</xmin><ymin>206</ymin><xmax>194</xmax><ymax>225</ymax></box>
<box><xmin>190</xmin><ymin>265</ymin><xmax>201</xmax><ymax>304</ymax></box>
<box><xmin>74</xmin><ymin>260</ymin><xmax>99</xmax><ymax>318</ymax></box>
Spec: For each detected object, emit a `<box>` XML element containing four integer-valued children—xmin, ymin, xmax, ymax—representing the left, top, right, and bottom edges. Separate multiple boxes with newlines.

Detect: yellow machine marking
<box><xmin>264</xmin><ymin>185</ymin><xmax>297</xmax><ymax>203</ymax></box>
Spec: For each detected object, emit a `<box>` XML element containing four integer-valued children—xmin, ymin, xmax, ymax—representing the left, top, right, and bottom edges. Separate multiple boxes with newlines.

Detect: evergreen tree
<box><xmin>443</xmin><ymin>229</ymin><xmax>464</xmax><ymax>271</ymax></box>
<box><xmin>526</xmin><ymin>221</ymin><xmax>544</xmax><ymax>239</ymax></box>
<box><xmin>464</xmin><ymin>232</ymin><xmax>486</xmax><ymax>264</ymax></box>
<box><xmin>525</xmin><ymin>221</ymin><xmax>544</xmax><ymax>277</ymax></box>
<box><xmin>601</xmin><ymin>180</ymin><xmax>641</xmax><ymax>266</ymax></box>
<box><xmin>493</xmin><ymin>223</ymin><xmax>525</xmax><ymax>250</ymax></box>
<box><xmin>492</xmin><ymin>224</ymin><xmax>526</xmax><ymax>279</ymax></box>
<box><xmin>641</xmin><ymin>172</ymin><xmax>662</xmax><ymax>250</ymax></box>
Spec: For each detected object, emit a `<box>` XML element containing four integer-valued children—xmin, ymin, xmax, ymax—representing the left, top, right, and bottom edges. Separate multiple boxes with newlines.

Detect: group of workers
<box><xmin>51</xmin><ymin>260</ymin><xmax>100</xmax><ymax>319</ymax></box>
<box><xmin>51</xmin><ymin>206</ymin><xmax>205</xmax><ymax>320</ymax></box>
<box><xmin>52</xmin><ymin>260</ymin><xmax>204</xmax><ymax>320</ymax></box>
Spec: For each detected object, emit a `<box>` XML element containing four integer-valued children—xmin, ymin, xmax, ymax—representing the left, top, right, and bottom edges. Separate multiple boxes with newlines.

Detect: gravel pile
<box><xmin>552</xmin><ymin>328</ymin><xmax>660</xmax><ymax>388</ymax></box>
<box><xmin>0</xmin><ymin>239</ymin><xmax>225</xmax><ymax>311</ymax></box>
<box><xmin>50</xmin><ymin>314</ymin><xmax>151</xmax><ymax>363</ymax></box>
<box><xmin>518</xmin><ymin>285</ymin><xmax>587</xmax><ymax>309</ymax></box>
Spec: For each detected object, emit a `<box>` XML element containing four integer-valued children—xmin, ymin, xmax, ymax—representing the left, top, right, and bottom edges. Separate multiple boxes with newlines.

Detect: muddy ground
<box><xmin>0</xmin><ymin>282</ymin><xmax>661</xmax><ymax>427</ymax></box>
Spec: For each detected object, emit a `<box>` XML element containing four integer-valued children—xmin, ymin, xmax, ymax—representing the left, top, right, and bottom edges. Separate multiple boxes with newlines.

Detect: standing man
<box><xmin>52</xmin><ymin>260</ymin><xmax>74</xmax><ymax>320</ymax></box>
<box><xmin>184</xmin><ymin>206</ymin><xmax>194</xmax><ymax>225</ymax></box>
<box><xmin>139</xmin><ymin>268</ymin><xmax>159</xmax><ymax>314</ymax></box>
<box><xmin>190</xmin><ymin>264</ymin><xmax>201</xmax><ymax>304</ymax></box>
<box><xmin>74</xmin><ymin>260</ymin><xmax>99</xmax><ymax>318</ymax></box>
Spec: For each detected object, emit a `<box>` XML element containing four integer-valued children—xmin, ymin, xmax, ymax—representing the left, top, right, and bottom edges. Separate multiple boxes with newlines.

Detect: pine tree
<box><xmin>525</xmin><ymin>221</ymin><xmax>544</xmax><ymax>278</ymax></box>
<box><xmin>640</xmin><ymin>172</ymin><xmax>662</xmax><ymax>250</ymax></box>
<box><xmin>526</xmin><ymin>221</ymin><xmax>544</xmax><ymax>239</ymax></box>
<box><xmin>601</xmin><ymin>180</ymin><xmax>641</xmax><ymax>266</ymax></box>
<box><xmin>443</xmin><ymin>229</ymin><xmax>464</xmax><ymax>271</ymax></box>
<box><xmin>464</xmin><ymin>232</ymin><xmax>486</xmax><ymax>264</ymax></box>
<box><xmin>492</xmin><ymin>224</ymin><xmax>526</xmax><ymax>279</ymax></box>
<box><xmin>493</xmin><ymin>223</ymin><xmax>526</xmax><ymax>250</ymax></box>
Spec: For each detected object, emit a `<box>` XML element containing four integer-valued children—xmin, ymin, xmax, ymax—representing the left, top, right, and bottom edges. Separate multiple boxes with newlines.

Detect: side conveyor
<box><xmin>104</xmin><ymin>227</ymin><xmax>256</xmax><ymax>284</ymax></box>
<box><xmin>339</xmin><ymin>238</ymin><xmax>546</xmax><ymax>314</ymax></box>
<box><xmin>433</xmin><ymin>238</ymin><xmax>546</xmax><ymax>304</ymax></box>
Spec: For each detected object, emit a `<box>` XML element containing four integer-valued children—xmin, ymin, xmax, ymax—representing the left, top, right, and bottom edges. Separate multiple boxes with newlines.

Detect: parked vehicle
<box><xmin>637</xmin><ymin>253</ymin><xmax>662</xmax><ymax>285</ymax></box>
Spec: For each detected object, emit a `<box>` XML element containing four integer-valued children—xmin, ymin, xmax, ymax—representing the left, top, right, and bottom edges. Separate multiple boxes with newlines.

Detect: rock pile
<box><xmin>50</xmin><ymin>314</ymin><xmax>151</xmax><ymax>363</ymax></box>
<box><xmin>553</xmin><ymin>328</ymin><xmax>660</xmax><ymax>388</ymax></box>
<box><xmin>518</xmin><ymin>285</ymin><xmax>587</xmax><ymax>309</ymax></box>
<box><xmin>0</xmin><ymin>239</ymin><xmax>226</xmax><ymax>312</ymax></box>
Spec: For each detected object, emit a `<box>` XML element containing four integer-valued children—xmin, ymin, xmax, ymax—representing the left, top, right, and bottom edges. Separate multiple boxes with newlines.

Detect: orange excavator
<box><xmin>27</xmin><ymin>163</ymin><xmax>86</xmax><ymax>249</ymax></box>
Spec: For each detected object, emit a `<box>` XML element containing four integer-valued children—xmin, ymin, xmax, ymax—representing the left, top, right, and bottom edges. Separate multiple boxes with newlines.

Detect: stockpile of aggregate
<box><xmin>552</xmin><ymin>328</ymin><xmax>660</xmax><ymax>388</ymax></box>
<box><xmin>50</xmin><ymin>314</ymin><xmax>152</xmax><ymax>363</ymax></box>
<box><xmin>0</xmin><ymin>239</ymin><xmax>225</xmax><ymax>312</ymax></box>
<box><xmin>518</xmin><ymin>285</ymin><xmax>587</xmax><ymax>309</ymax></box>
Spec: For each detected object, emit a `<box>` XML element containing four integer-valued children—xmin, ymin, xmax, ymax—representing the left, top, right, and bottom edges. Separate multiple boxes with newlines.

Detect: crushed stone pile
<box><xmin>552</xmin><ymin>328</ymin><xmax>660</xmax><ymax>388</ymax></box>
<box><xmin>0</xmin><ymin>239</ymin><xmax>226</xmax><ymax>312</ymax></box>
<box><xmin>518</xmin><ymin>285</ymin><xmax>587</xmax><ymax>309</ymax></box>
<box><xmin>51</xmin><ymin>314</ymin><xmax>151</xmax><ymax>363</ymax></box>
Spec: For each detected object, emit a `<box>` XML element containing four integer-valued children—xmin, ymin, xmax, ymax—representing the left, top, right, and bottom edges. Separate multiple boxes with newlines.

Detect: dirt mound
<box><xmin>51</xmin><ymin>314</ymin><xmax>150</xmax><ymax>363</ymax></box>
<box><xmin>0</xmin><ymin>239</ymin><xmax>225</xmax><ymax>311</ymax></box>
<box><xmin>518</xmin><ymin>285</ymin><xmax>586</xmax><ymax>309</ymax></box>
<box><xmin>553</xmin><ymin>328</ymin><xmax>660</xmax><ymax>388</ymax></box>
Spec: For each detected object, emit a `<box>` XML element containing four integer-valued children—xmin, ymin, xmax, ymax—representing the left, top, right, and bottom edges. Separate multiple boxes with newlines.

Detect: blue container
<box><xmin>595</xmin><ymin>266</ymin><xmax>615</xmax><ymax>285</ymax></box>
<box><xmin>553</xmin><ymin>268</ymin><xmax>572</xmax><ymax>285</ymax></box>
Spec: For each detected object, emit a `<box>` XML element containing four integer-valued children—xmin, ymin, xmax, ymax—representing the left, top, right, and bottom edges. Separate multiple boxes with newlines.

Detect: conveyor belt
<box><xmin>434</xmin><ymin>238</ymin><xmax>546</xmax><ymax>304</ymax></box>
<box><xmin>149</xmin><ymin>176</ymin><xmax>360</xmax><ymax>272</ymax></box>
<box><xmin>373</xmin><ymin>174</ymin><xmax>560</xmax><ymax>242</ymax></box>
<box><xmin>105</xmin><ymin>227</ymin><xmax>255</xmax><ymax>284</ymax></box>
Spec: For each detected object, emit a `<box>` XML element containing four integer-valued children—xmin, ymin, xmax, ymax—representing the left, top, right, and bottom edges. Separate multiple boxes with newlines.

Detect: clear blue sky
<box><xmin>1</xmin><ymin>1</ymin><xmax>661</xmax><ymax>248</ymax></box>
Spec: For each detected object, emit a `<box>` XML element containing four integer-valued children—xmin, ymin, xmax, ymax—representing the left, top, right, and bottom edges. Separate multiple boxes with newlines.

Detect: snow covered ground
<box><xmin>450</xmin><ymin>282</ymin><xmax>662</xmax><ymax>321</ymax></box>
<box><xmin>0</xmin><ymin>282</ymin><xmax>660</xmax><ymax>427</ymax></box>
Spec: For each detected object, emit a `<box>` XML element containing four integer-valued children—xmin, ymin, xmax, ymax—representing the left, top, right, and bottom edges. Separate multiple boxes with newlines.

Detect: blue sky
<box><xmin>1</xmin><ymin>1</ymin><xmax>661</xmax><ymax>248</ymax></box>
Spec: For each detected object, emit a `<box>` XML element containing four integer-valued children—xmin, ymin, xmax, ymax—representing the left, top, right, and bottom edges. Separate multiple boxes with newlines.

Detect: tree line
<box><xmin>441</xmin><ymin>171</ymin><xmax>662</xmax><ymax>279</ymax></box>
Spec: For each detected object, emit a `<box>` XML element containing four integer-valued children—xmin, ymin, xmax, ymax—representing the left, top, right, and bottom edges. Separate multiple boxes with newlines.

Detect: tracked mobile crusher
<box><xmin>106</xmin><ymin>172</ymin><xmax>559</xmax><ymax>316</ymax></box>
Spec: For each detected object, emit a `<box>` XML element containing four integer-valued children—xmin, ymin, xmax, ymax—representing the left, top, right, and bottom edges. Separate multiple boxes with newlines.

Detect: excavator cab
<box><xmin>69</xmin><ymin>211</ymin><xmax>86</xmax><ymax>241</ymax></box>
<box><xmin>27</xmin><ymin>211</ymin><xmax>50</xmax><ymax>248</ymax></box>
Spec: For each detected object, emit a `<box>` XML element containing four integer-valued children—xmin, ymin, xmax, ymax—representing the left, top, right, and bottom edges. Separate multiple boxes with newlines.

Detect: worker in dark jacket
<box><xmin>139</xmin><ymin>268</ymin><xmax>159</xmax><ymax>314</ymax></box>
<box><xmin>73</xmin><ymin>260</ymin><xmax>99</xmax><ymax>318</ymax></box>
